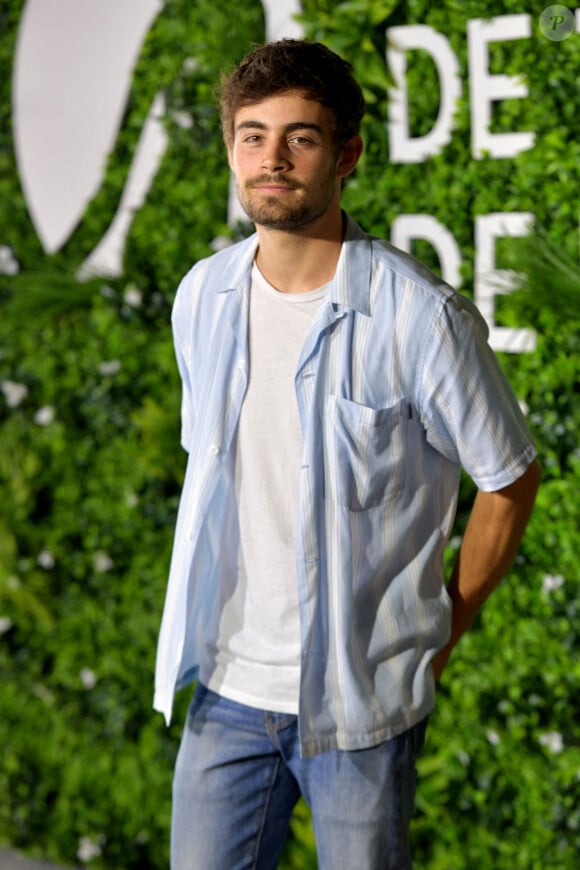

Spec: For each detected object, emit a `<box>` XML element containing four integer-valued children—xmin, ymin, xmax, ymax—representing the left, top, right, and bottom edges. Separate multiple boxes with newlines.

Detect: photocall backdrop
<box><xmin>0</xmin><ymin>1</ymin><xmax>578</xmax><ymax>868</ymax></box>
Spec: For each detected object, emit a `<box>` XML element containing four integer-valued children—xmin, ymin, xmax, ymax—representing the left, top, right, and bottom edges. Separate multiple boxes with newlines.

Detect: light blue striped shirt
<box><xmin>154</xmin><ymin>214</ymin><xmax>536</xmax><ymax>756</ymax></box>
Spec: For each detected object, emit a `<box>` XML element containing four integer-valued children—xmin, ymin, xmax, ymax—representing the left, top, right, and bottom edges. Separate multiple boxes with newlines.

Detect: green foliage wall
<box><xmin>1</xmin><ymin>1</ymin><xmax>578</xmax><ymax>867</ymax></box>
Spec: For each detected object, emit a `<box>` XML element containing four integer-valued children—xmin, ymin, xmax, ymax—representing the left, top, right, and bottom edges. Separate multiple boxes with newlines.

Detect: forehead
<box><xmin>233</xmin><ymin>91</ymin><xmax>335</xmax><ymax>135</ymax></box>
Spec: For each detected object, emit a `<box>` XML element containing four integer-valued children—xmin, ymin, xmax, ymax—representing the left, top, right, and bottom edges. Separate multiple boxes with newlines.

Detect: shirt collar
<box><xmin>328</xmin><ymin>213</ymin><xmax>372</xmax><ymax>316</ymax></box>
<box><xmin>215</xmin><ymin>232</ymin><xmax>259</xmax><ymax>295</ymax></box>
<box><xmin>215</xmin><ymin>212</ymin><xmax>372</xmax><ymax>317</ymax></box>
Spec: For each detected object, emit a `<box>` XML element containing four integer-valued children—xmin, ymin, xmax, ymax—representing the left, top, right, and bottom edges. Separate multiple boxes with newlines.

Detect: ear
<box><xmin>336</xmin><ymin>135</ymin><xmax>363</xmax><ymax>179</ymax></box>
<box><xmin>227</xmin><ymin>143</ymin><xmax>235</xmax><ymax>172</ymax></box>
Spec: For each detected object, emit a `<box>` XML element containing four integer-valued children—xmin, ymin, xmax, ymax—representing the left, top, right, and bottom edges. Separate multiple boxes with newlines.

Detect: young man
<box><xmin>154</xmin><ymin>39</ymin><xmax>541</xmax><ymax>869</ymax></box>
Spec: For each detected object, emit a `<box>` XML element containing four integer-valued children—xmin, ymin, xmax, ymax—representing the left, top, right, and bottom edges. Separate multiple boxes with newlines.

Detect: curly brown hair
<box><xmin>218</xmin><ymin>39</ymin><xmax>366</xmax><ymax>150</ymax></box>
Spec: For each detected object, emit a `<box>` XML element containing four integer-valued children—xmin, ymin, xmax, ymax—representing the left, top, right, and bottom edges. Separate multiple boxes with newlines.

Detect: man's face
<box><xmin>227</xmin><ymin>91</ymin><xmax>357</xmax><ymax>232</ymax></box>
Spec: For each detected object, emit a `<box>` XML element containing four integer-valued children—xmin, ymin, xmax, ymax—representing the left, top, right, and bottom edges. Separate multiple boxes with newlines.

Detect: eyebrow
<box><xmin>235</xmin><ymin>120</ymin><xmax>325</xmax><ymax>135</ymax></box>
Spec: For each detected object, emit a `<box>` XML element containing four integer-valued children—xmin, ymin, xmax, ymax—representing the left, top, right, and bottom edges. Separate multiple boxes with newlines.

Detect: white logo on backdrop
<box><xmin>12</xmin><ymin>0</ymin><xmax>302</xmax><ymax>278</ymax></box>
<box><xmin>13</xmin><ymin>2</ymin><xmax>576</xmax><ymax>352</ymax></box>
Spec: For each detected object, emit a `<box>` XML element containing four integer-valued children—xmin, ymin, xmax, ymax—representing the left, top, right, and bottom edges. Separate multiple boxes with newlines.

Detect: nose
<box><xmin>261</xmin><ymin>138</ymin><xmax>291</xmax><ymax>172</ymax></box>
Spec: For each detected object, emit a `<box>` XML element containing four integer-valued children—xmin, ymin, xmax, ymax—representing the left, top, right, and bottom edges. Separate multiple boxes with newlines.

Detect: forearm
<box><xmin>432</xmin><ymin>458</ymin><xmax>541</xmax><ymax>680</ymax></box>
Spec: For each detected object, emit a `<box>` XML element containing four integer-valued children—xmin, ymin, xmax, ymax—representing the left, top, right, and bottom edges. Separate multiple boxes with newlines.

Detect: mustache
<box><xmin>246</xmin><ymin>175</ymin><xmax>303</xmax><ymax>190</ymax></box>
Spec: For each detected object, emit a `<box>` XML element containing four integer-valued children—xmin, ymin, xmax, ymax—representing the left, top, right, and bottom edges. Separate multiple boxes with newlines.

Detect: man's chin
<box><xmin>243</xmin><ymin>208</ymin><xmax>313</xmax><ymax>232</ymax></box>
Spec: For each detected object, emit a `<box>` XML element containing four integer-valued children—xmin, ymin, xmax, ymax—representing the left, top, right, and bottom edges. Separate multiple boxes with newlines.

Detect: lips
<box><xmin>255</xmin><ymin>185</ymin><xmax>295</xmax><ymax>192</ymax></box>
<box><xmin>247</xmin><ymin>176</ymin><xmax>301</xmax><ymax>191</ymax></box>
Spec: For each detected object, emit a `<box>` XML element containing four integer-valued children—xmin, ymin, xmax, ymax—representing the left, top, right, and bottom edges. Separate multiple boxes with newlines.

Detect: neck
<box><xmin>255</xmin><ymin>208</ymin><xmax>345</xmax><ymax>294</ymax></box>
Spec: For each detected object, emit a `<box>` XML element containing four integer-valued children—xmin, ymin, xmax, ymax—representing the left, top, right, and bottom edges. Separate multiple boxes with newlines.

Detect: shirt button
<box><xmin>208</xmin><ymin>444</ymin><xmax>219</xmax><ymax>456</ymax></box>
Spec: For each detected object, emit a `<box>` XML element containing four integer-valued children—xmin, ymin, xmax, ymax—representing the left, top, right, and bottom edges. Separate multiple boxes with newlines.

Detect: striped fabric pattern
<box><xmin>154</xmin><ymin>215</ymin><xmax>536</xmax><ymax>757</ymax></box>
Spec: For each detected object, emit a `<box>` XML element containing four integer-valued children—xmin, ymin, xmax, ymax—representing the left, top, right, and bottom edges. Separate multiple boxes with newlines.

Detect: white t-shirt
<box><xmin>202</xmin><ymin>263</ymin><xmax>327</xmax><ymax>713</ymax></box>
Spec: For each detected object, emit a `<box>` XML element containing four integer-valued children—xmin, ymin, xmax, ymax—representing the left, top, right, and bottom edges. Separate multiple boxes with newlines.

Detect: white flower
<box><xmin>210</xmin><ymin>235</ymin><xmax>233</xmax><ymax>253</ymax></box>
<box><xmin>486</xmin><ymin>729</ymin><xmax>501</xmax><ymax>746</ymax></box>
<box><xmin>125</xmin><ymin>491</ymin><xmax>139</xmax><ymax>508</ymax></box>
<box><xmin>98</xmin><ymin>359</ymin><xmax>121</xmax><ymax>376</ymax></box>
<box><xmin>34</xmin><ymin>405</ymin><xmax>55</xmax><ymax>426</ymax></box>
<box><xmin>457</xmin><ymin>750</ymin><xmax>470</xmax><ymax>767</ymax></box>
<box><xmin>0</xmin><ymin>617</ymin><xmax>13</xmax><ymax>635</ymax></box>
<box><xmin>172</xmin><ymin>110</ymin><xmax>194</xmax><ymax>130</ymax></box>
<box><xmin>182</xmin><ymin>57</ymin><xmax>198</xmax><ymax>74</ymax></box>
<box><xmin>539</xmin><ymin>731</ymin><xmax>564</xmax><ymax>753</ymax></box>
<box><xmin>542</xmin><ymin>574</ymin><xmax>564</xmax><ymax>594</ymax></box>
<box><xmin>93</xmin><ymin>551</ymin><xmax>113</xmax><ymax>572</ymax></box>
<box><xmin>37</xmin><ymin>550</ymin><xmax>55</xmax><ymax>570</ymax></box>
<box><xmin>123</xmin><ymin>286</ymin><xmax>142</xmax><ymax>307</ymax></box>
<box><xmin>0</xmin><ymin>244</ymin><xmax>20</xmax><ymax>275</ymax></box>
<box><xmin>79</xmin><ymin>668</ymin><xmax>97</xmax><ymax>690</ymax></box>
<box><xmin>1</xmin><ymin>379</ymin><xmax>28</xmax><ymax>407</ymax></box>
<box><xmin>77</xmin><ymin>836</ymin><xmax>103</xmax><ymax>862</ymax></box>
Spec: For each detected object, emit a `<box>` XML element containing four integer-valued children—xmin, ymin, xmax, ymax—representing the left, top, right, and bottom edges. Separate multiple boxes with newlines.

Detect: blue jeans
<box><xmin>171</xmin><ymin>684</ymin><xmax>428</xmax><ymax>870</ymax></box>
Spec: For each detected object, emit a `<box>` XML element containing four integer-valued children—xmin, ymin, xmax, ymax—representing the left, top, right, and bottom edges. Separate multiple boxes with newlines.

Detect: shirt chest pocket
<box><xmin>325</xmin><ymin>396</ymin><xmax>410</xmax><ymax>511</ymax></box>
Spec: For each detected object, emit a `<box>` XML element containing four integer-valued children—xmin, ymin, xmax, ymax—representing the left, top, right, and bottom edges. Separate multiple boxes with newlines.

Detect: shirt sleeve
<box><xmin>417</xmin><ymin>290</ymin><xmax>537</xmax><ymax>491</ymax></box>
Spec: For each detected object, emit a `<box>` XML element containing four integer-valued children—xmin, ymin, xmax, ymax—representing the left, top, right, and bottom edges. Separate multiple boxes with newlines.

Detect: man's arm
<box><xmin>431</xmin><ymin>458</ymin><xmax>542</xmax><ymax>681</ymax></box>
